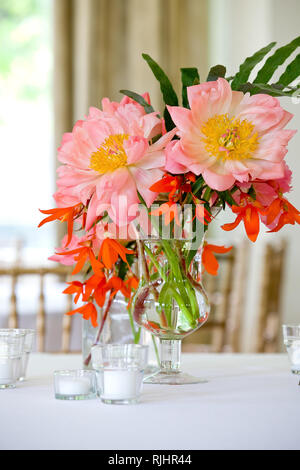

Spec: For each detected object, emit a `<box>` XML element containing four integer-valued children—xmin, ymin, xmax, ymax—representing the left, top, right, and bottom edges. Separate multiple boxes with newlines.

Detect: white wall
<box><xmin>208</xmin><ymin>0</ymin><xmax>300</xmax><ymax>351</ymax></box>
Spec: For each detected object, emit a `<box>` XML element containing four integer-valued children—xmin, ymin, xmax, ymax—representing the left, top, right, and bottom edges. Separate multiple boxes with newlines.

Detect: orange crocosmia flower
<box><xmin>99</xmin><ymin>239</ymin><xmax>134</xmax><ymax>270</ymax></box>
<box><xmin>93</xmin><ymin>284</ymin><xmax>108</xmax><ymax>308</ymax></box>
<box><xmin>57</xmin><ymin>244</ymin><xmax>103</xmax><ymax>276</ymax></box>
<box><xmin>125</xmin><ymin>276</ymin><xmax>139</xmax><ymax>292</ymax></box>
<box><xmin>266</xmin><ymin>197</ymin><xmax>300</xmax><ymax>232</ymax></box>
<box><xmin>123</xmin><ymin>276</ymin><xmax>139</xmax><ymax>299</ymax></box>
<box><xmin>124</xmin><ymin>276</ymin><xmax>139</xmax><ymax>308</ymax></box>
<box><xmin>39</xmin><ymin>204</ymin><xmax>82</xmax><ymax>246</ymax></box>
<box><xmin>104</xmin><ymin>276</ymin><xmax>130</xmax><ymax>299</ymax></box>
<box><xmin>67</xmin><ymin>302</ymin><xmax>98</xmax><ymax>328</ymax></box>
<box><xmin>149</xmin><ymin>174</ymin><xmax>183</xmax><ymax>199</ymax></box>
<box><xmin>202</xmin><ymin>243</ymin><xmax>232</xmax><ymax>276</ymax></box>
<box><xmin>186</xmin><ymin>172</ymin><xmax>196</xmax><ymax>183</ymax></box>
<box><xmin>150</xmin><ymin>202</ymin><xmax>181</xmax><ymax>226</ymax></box>
<box><xmin>83</xmin><ymin>273</ymin><xmax>106</xmax><ymax>301</ymax></box>
<box><xmin>222</xmin><ymin>202</ymin><xmax>265</xmax><ymax>242</ymax></box>
<box><xmin>62</xmin><ymin>281</ymin><xmax>84</xmax><ymax>304</ymax></box>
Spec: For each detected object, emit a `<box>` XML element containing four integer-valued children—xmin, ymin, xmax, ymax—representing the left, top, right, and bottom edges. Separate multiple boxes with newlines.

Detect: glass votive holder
<box><xmin>0</xmin><ymin>329</ymin><xmax>35</xmax><ymax>381</ymax></box>
<box><xmin>91</xmin><ymin>344</ymin><xmax>148</xmax><ymax>405</ymax></box>
<box><xmin>283</xmin><ymin>325</ymin><xmax>300</xmax><ymax>376</ymax></box>
<box><xmin>0</xmin><ymin>331</ymin><xmax>25</xmax><ymax>389</ymax></box>
<box><xmin>54</xmin><ymin>370</ymin><xmax>97</xmax><ymax>400</ymax></box>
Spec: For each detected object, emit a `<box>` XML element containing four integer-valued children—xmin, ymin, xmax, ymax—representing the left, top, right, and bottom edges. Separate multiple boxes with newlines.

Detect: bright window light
<box><xmin>0</xmin><ymin>0</ymin><xmax>54</xmax><ymax>250</ymax></box>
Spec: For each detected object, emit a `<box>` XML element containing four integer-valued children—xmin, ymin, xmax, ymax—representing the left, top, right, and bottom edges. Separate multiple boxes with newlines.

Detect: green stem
<box><xmin>167</xmin><ymin>285</ymin><xmax>195</xmax><ymax>326</ymax></box>
<box><xmin>128</xmin><ymin>304</ymin><xmax>141</xmax><ymax>344</ymax></box>
<box><xmin>143</xmin><ymin>243</ymin><xmax>167</xmax><ymax>282</ymax></box>
<box><xmin>140</xmin><ymin>196</ymin><xmax>199</xmax><ymax>329</ymax></box>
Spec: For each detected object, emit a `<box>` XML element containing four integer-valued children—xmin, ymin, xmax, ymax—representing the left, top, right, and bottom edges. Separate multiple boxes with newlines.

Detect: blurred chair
<box><xmin>183</xmin><ymin>241</ymin><xmax>249</xmax><ymax>353</ymax></box>
<box><xmin>255</xmin><ymin>240</ymin><xmax>287</xmax><ymax>353</ymax></box>
<box><xmin>0</xmin><ymin>265</ymin><xmax>75</xmax><ymax>353</ymax></box>
<box><xmin>0</xmin><ymin>238</ymin><xmax>24</xmax><ymax>267</ymax></box>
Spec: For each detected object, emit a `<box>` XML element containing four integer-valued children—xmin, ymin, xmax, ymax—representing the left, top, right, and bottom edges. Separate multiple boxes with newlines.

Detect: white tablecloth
<box><xmin>0</xmin><ymin>353</ymin><xmax>299</xmax><ymax>450</ymax></box>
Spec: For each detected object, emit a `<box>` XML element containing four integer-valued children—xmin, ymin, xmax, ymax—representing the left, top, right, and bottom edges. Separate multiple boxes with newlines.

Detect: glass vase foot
<box><xmin>144</xmin><ymin>364</ymin><xmax>160</xmax><ymax>376</ymax></box>
<box><xmin>144</xmin><ymin>370</ymin><xmax>207</xmax><ymax>385</ymax></box>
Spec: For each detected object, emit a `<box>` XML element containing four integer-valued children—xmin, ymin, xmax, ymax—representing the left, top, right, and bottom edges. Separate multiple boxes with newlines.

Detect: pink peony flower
<box><xmin>165</xmin><ymin>78</ymin><xmax>296</xmax><ymax>191</ymax></box>
<box><xmin>235</xmin><ymin>181</ymin><xmax>277</xmax><ymax>207</ymax></box>
<box><xmin>55</xmin><ymin>95</ymin><xmax>176</xmax><ymax>227</ymax></box>
<box><xmin>270</xmin><ymin>161</ymin><xmax>292</xmax><ymax>194</ymax></box>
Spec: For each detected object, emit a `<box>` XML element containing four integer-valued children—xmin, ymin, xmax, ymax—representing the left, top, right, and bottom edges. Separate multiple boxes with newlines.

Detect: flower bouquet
<box><xmin>40</xmin><ymin>37</ymin><xmax>300</xmax><ymax>384</ymax></box>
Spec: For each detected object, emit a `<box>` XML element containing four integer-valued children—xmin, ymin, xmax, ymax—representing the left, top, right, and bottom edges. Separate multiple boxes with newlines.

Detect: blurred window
<box><xmin>0</xmin><ymin>0</ymin><xmax>53</xmax><ymax>254</ymax></box>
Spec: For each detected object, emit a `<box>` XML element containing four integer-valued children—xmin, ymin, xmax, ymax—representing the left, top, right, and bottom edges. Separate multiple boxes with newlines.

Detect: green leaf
<box><xmin>180</xmin><ymin>67</ymin><xmax>200</xmax><ymax>108</ymax></box>
<box><xmin>254</xmin><ymin>36</ymin><xmax>300</xmax><ymax>84</ymax></box>
<box><xmin>231</xmin><ymin>42</ymin><xmax>276</xmax><ymax>90</ymax></box>
<box><xmin>276</xmin><ymin>53</ymin><xmax>300</xmax><ymax>87</ymax></box>
<box><xmin>120</xmin><ymin>89</ymin><xmax>155</xmax><ymax>114</ymax></box>
<box><xmin>203</xmin><ymin>186</ymin><xmax>212</xmax><ymax>202</ymax></box>
<box><xmin>142</xmin><ymin>53</ymin><xmax>179</xmax><ymax>106</ymax></box>
<box><xmin>206</xmin><ymin>65</ymin><xmax>226</xmax><ymax>82</ymax></box>
<box><xmin>239</xmin><ymin>82</ymin><xmax>299</xmax><ymax>97</ymax></box>
<box><xmin>225</xmin><ymin>191</ymin><xmax>238</xmax><ymax>206</ymax></box>
<box><xmin>252</xmin><ymin>83</ymin><xmax>300</xmax><ymax>97</ymax></box>
<box><xmin>238</xmin><ymin>82</ymin><xmax>255</xmax><ymax>94</ymax></box>
<box><xmin>163</xmin><ymin>107</ymin><xmax>176</xmax><ymax>132</ymax></box>
<box><xmin>218</xmin><ymin>193</ymin><xmax>226</xmax><ymax>210</ymax></box>
<box><xmin>248</xmin><ymin>186</ymin><xmax>256</xmax><ymax>201</ymax></box>
<box><xmin>218</xmin><ymin>190</ymin><xmax>237</xmax><ymax>207</ymax></box>
<box><xmin>142</xmin><ymin>54</ymin><xmax>179</xmax><ymax>132</ymax></box>
<box><xmin>191</xmin><ymin>176</ymin><xmax>204</xmax><ymax>197</ymax></box>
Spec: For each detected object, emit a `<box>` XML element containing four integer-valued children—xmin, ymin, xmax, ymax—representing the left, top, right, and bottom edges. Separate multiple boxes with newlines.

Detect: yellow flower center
<box><xmin>201</xmin><ymin>114</ymin><xmax>259</xmax><ymax>161</ymax></box>
<box><xmin>90</xmin><ymin>134</ymin><xmax>129</xmax><ymax>174</ymax></box>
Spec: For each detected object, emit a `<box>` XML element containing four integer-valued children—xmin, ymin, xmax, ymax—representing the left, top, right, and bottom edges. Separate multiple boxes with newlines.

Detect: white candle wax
<box><xmin>102</xmin><ymin>369</ymin><xmax>142</xmax><ymax>400</ymax></box>
<box><xmin>291</xmin><ymin>348</ymin><xmax>300</xmax><ymax>364</ymax></box>
<box><xmin>291</xmin><ymin>348</ymin><xmax>300</xmax><ymax>372</ymax></box>
<box><xmin>287</xmin><ymin>339</ymin><xmax>300</xmax><ymax>372</ymax></box>
<box><xmin>57</xmin><ymin>376</ymin><xmax>91</xmax><ymax>396</ymax></box>
<box><xmin>0</xmin><ymin>358</ymin><xmax>15</xmax><ymax>385</ymax></box>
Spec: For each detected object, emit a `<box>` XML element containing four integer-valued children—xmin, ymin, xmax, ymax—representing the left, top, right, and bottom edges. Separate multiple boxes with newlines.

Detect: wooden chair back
<box><xmin>0</xmin><ymin>266</ymin><xmax>73</xmax><ymax>353</ymax></box>
<box><xmin>255</xmin><ymin>240</ymin><xmax>287</xmax><ymax>353</ymax></box>
<box><xmin>183</xmin><ymin>241</ymin><xmax>249</xmax><ymax>353</ymax></box>
<box><xmin>1</xmin><ymin>240</ymin><xmax>284</xmax><ymax>354</ymax></box>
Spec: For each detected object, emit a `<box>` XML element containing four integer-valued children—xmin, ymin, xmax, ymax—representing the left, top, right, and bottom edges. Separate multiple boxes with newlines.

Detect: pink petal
<box><xmin>149</xmin><ymin>127</ymin><xmax>177</xmax><ymax>152</ymax></box>
<box><xmin>108</xmin><ymin>171</ymin><xmax>139</xmax><ymax>226</ymax></box>
<box><xmin>129</xmin><ymin>167</ymin><xmax>163</xmax><ymax>207</ymax></box>
<box><xmin>166</xmin><ymin>106</ymin><xmax>195</xmax><ymax>133</ymax></box>
<box><xmin>202</xmin><ymin>168</ymin><xmax>235</xmax><ymax>191</ymax></box>
<box><xmin>125</xmin><ymin>136</ymin><xmax>148</xmax><ymax>165</ymax></box>
<box><xmin>140</xmin><ymin>113</ymin><xmax>162</xmax><ymax>139</ymax></box>
<box><xmin>135</xmin><ymin>150</ymin><xmax>165</xmax><ymax>170</ymax></box>
<box><xmin>188</xmin><ymin>78</ymin><xmax>232</xmax><ymax>120</ymax></box>
<box><xmin>95</xmin><ymin>167</ymin><xmax>129</xmax><ymax>200</ymax></box>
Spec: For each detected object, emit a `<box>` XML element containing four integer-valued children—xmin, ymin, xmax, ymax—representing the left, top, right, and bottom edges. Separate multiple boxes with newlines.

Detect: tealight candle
<box><xmin>0</xmin><ymin>332</ymin><xmax>25</xmax><ymax>389</ymax></box>
<box><xmin>101</xmin><ymin>369</ymin><xmax>143</xmax><ymax>400</ymax></box>
<box><xmin>283</xmin><ymin>325</ymin><xmax>300</xmax><ymax>377</ymax></box>
<box><xmin>91</xmin><ymin>344</ymin><xmax>148</xmax><ymax>404</ymax></box>
<box><xmin>58</xmin><ymin>376</ymin><xmax>91</xmax><ymax>396</ymax></box>
<box><xmin>0</xmin><ymin>329</ymin><xmax>36</xmax><ymax>381</ymax></box>
<box><xmin>54</xmin><ymin>370</ymin><xmax>97</xmax><ymax>400</ymax></box>
<box><xmin>0</xmin><ymin>358</ymin><xmax>14</xmax><ymax>386</ymax></box>
<box><xmin>290</xmin><ymin>343</ymin><xmax>300</xmax><ymax>373</ymax></box>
